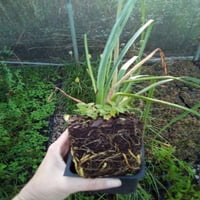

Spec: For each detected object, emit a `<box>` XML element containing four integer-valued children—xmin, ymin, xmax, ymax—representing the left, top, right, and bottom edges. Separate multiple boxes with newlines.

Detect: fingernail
<box><xmin>106</xmin><ymin>179</ymin><xmax>122</xmax><ymax>188</ymax></box>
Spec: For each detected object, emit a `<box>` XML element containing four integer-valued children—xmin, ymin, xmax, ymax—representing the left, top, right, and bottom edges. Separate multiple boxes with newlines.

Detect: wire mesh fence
<box><xmin>0</xmin><ymin>0</ymin><xmax>199</xmax><ymax>63</ymax></box>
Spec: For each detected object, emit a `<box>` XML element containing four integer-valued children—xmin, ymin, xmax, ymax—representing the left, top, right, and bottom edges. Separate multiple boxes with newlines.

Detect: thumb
<box><xmin>67</xmin><ymin>177</ymin><xmax>122</xmax><ymax>193</ymax></box>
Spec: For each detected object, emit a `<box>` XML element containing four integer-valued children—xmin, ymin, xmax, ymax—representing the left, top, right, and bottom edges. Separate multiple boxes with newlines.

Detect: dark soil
<box><xmin>67</xmin><ymin>113</ymin><xmax>143</xmax><ymax>178</ymax></box>
<box><xmin>142</xmin><ymin>60</ymin><xmax>200</xmax><ymax>163</ymax></box>
<box><xmin>143</xmin><ymin>60</ymin><xmax>200</xmax><ymax>185</ymax></box>
<box><xmin>49</xmin><ymin>113</ymin><xmax>67</xmax><ymax>145</ymax></box>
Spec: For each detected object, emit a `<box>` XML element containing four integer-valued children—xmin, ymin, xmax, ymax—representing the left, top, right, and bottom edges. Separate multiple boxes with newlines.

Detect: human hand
<box><xmin>13</xmin><ymin>129</ymin><xmax>121</xmax><ymax>200</ymax></box>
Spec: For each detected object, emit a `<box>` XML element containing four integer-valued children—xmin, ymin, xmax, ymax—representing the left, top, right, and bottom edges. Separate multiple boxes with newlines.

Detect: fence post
<box><xmin>66</xmin><ymin>0</ymin><xmax>79</xmax><ymax>64</ymax></box>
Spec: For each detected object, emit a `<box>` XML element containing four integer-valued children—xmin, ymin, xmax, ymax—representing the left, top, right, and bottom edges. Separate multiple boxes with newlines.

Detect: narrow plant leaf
<box><xmin>126</xmin><ymin>75</ymin><xmax>200</xmax><ymax>90</ymax></box>
<box><xmin>182</xmin><ymin>76</ymin><xmax>200</xmax><ymax>84</ymax></box>
<box><xmin>112</xmin><ymin>19</ymin><xmax>154</xmax><ymax>74</ymax></box>
<box><xmin>180</xmin><ymin>76</ymin><xmax>200</xmax><ymax>88</ymax></box>
<box><xmin>107</xmin><ymin>56</ymin><xmax>138</xmax><ymax>101</ymax></box>
<box><xmin>112</xmin><ymin>0</ymin><xmax>124</xmax><ymax>87</ymax></box>
<box><xmin>111</xmin><ymin>48</ymin><xmax>163</xmax><ymax>94</ymax></box>
<box><xmin>105</xmin><ymin>19</ymin><xmax>154</xmax><ymax>100</ymax></box>
<box><xmin>113</xmin><ymin>92</ymin><xmax>200</xmax><ymax>117</ymax></box>
<box><xmin>124</xmin><ymin>75</ymin><xmax>180</xmax><ymax>83</ymax></box>
<box><xmin>84</xmin><ymin>34</ymin><xmax>97</xmax><ymax>93</ymax></box>
<box><xmin>118</xmin><ymin>56</ymin><xmax>138</xmax><ymax>80</ymax></box>
<box><xmin>96</xmin><ymin>0</ymin><xmax>138</xmax><ymax>104</ymax></box>
<box><xmin>158</xmin><ymin>102</ymin><xmax>200</xmax><ymax>135</ymax></box>
<box><xmin>137</xmin><ymin>22</ymin><xmax>153</xmax><ymax>62</ymax></box>
<box><xmin>136</xmin><ymin>79</ymin><xmax>174</xmax><ymax>95</ymax></box>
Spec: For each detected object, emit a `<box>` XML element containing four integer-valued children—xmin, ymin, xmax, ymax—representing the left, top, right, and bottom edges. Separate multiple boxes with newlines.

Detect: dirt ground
<box><xmin>143</xmin><ymin>60</ymin><xmax>200</xmax><ymax>163</ymax></box>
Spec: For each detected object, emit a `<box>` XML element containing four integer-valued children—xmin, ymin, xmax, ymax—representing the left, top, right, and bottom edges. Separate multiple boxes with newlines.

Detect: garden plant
<box><xmin>52</xmin><ymin>0</ymin><xmax>200</xmax><ymax>183</ymax></box>
<box><xmin>56</xmin><ymin>62</ymin><xmax>200</xmax><ymax>199</ymax></box>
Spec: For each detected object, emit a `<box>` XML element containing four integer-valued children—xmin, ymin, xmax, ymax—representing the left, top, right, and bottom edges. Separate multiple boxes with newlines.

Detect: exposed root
<box><xmin>48</xmin><ymin>86</ymin><xmax>85</xmax><ymax>104</ymax></box>
<box><xmin>122</xmin><ymin>153</ymin><xmax>135</xmax><ymax>170</ymax></box>
<box><xmin>128</xmin><ymin>149</ymin><xmax>141</xmax><ymax>165</ymax></box>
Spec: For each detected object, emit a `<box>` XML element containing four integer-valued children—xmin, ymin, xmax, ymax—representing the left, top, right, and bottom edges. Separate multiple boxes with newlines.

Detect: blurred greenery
<box><xmin>0</xmin><ymin>0</ymin><xmax>199</xmax><ymax>62</ymax></box>
<box><xmin>0</xmin><ymin>64</ymin><xmax>63</xmax><ymax>199</ymax></box>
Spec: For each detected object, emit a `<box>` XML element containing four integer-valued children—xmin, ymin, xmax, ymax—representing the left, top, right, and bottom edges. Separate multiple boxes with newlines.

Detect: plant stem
<box><xmin>55</xmin><ymin>87</ymin><xmax>85</xmax><ymax>104</ymax></box>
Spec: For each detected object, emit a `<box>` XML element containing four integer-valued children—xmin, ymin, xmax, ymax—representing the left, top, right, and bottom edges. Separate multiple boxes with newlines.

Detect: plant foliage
<box><xmin>0</xmin><ymin>64</ymin><xmax>60</xmax><ymax>200</ymax></box>
<box><xmin>81</xmin><ymin>0</ymin><xmax>200</xmax><ymax>119</ymax></box>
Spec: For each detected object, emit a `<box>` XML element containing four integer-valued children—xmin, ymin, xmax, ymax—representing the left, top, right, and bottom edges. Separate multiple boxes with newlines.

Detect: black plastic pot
<box><xmin>64</xmin><ymin>148</ymin><xmax>145</xmax><ymax>194</ymax></box>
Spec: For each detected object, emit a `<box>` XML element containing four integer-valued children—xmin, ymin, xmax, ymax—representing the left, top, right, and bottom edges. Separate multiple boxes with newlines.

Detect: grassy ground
<box><xmin>0</xmin><ymin>64</ymin><xmax>65</xmax><ymax>199</ymax></box>
<box><xmin>1</xmin><ymin>61</ymin><xmax>199</xmax><ymax>200</ymax></box>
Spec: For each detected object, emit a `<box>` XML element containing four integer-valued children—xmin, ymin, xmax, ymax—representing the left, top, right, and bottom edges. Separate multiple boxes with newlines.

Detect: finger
<box><xmin>68</xmin><ymin>177</ymin><xmax>122</xmax><ymax>193</ymax></box>
<box><xmin>80</xmin><ymin>178</ymin><xmax>122</xmax><ymax>191</ymax></box>
<box><xmin>57</xmin><ymin>129</ymin><xmax>70</xmax><ymax>156</ymax></box>
<box><xmin>49</xmin><ymin>129</ymin><xmax>70</xmax><ymax>156</ymax></box>
<box><xmin>55</xmin><ymin>129</ymin><xmax>69</xmax><ymax>146</ymax></box>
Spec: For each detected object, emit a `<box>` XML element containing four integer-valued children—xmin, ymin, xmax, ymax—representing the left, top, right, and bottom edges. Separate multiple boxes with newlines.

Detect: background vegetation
<box><xmin>0</xmin><ymin>0</ymin><xmax>199</xmax><ymax>199</ymax></box>
<box><xmin>0</xmin><ymin>64</ymin><xmax>64</xmax><ymax>199</ymax></box>
<box><xmin>0</xmin><ymin>0</ymin><xmax>199</xmax><ymax>62</ymax></box>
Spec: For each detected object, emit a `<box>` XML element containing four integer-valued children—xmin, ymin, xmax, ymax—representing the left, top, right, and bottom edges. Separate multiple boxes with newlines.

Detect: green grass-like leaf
<box><xmin>113</xmin><ymin>92</ymin><xmax>200</xmax><ymax>117</ymax></box>
<box><xmin>96</xmin><ymin>0</ymin><xmax>138</xmax><ymax>104</ymax></box>
<box><xmin>84</xmin><ymin>34</ymin><xmax>97</xmax><ymax>94</ymax></box>
<box><xmin>80</xmin><ymin>0</ymin><xmax>200</xmax><ymax>121</ymax></box>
